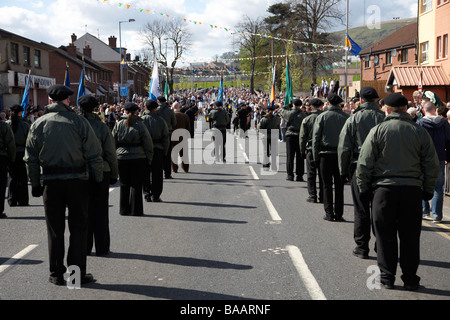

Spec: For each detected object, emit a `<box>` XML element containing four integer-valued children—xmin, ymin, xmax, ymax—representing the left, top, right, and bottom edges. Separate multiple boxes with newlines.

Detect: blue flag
<box><xmin>77</xmin><ymin>57</ymin><xmax>86</xmax><ymax>106</ymax></box>
<box><xmin>21</xmin><ymin>72</ymin><xmax>32</xmax><ymax>117</ymax></box>
<box><xmin>64</xmin><ymin>63</ymin><xmax>70</xmax><ymax>87</ymax></box>
<box><xmin>346</xmin><ymin>33</ymin><xmax>362</xmax><ymax>56</ymax></box>
<box><xmin>218</xmin><ymin>75</ymin><xmax>224</xmax><ymax>103</ymax></box>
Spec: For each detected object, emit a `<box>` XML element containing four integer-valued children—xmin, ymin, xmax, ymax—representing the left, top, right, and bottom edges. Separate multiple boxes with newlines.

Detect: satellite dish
<box><xmin>391</xmin><ymin>49</ymin><xmax>397</xmax><ymax>57</ymax></box>
<box><xmin>373</xmin><ymin>56</ymin><xmax>379</xmax><ymax>64</ymax></box>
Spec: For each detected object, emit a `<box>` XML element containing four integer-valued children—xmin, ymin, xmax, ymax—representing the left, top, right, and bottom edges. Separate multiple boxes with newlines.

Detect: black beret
<box><xmin>327</xmin><ymin>94</ymin><xmax>343</xmax><ymax>106</ymax></box>
<box><xmin>384</xmin><ymin>93</ymin><xmax>408</xmax><ymax>108</ymax></box>
<box><xmin>124</xmin><ymin>102</ymin><xmax>139</xmax><ymax>112</ymax></box>
<box><xmin>47</xmin><ymin>85</ymin><xmax>74</xmax><ymax>101</ymax></box>
<box><xmin>266</xmin><ymin>105</ymin><xmax>275</xmax><ymax>111</ymax></box>
<box><xmin>309</xmin><ymin>99</ymin><xmax>324</xmax><ymax>108</ymax></box>
<box><xmin>78</xmin><ymin>95</ymin><xmax>99</xmax><ymax>111</ymax></box>
<box><xmin>10</xmin><ymin>104</ymin><xmax>24</xmax><ymax>112</ymax></box>
<box><xmin>360</xmin><ymin>87</ymin><xmax>379</xmax><ymax>100</ymax></box>
<box><xmin>145</xmin><ymin>99</ymin><xmax>159</xmax><ymax>110</ymax></box>
<box><xmin>293</xmin><ymin>98</ymin><xmax>302</xmax><ymax>107</ymax></box>
<box><xmin>157</xmin><ymin>96</ymin><xmax>166</xmax><ymax>103</ymax></box>
<box><xmin>214</xmin><ymin>101</ymin><xmax>223</xmax><ymax>107</ymax></box>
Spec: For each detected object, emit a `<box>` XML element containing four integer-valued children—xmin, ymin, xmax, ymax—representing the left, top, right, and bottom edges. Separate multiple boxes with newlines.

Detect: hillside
<box><xmin>331</xmin><ymin>17</ymin><xmax>417</xmax><ymax>51</ymax></box>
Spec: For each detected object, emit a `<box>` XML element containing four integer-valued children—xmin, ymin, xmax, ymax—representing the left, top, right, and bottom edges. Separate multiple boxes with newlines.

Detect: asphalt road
<box><xmin>0</xmin><ymin>118</ymin><xmax>449</xmax><ymax>311</ymax></box>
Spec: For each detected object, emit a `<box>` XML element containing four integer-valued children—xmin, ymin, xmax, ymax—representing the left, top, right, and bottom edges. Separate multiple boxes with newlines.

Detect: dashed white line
<box><xmin>249</xmin><ymin>166</ymin><xmax>259</xmax><ymax>180</ymax></box>
<box><xmin>260</xmin><ymin>190</ymin><xmax>282</xmax><ymax>221</ymax></box>
<box><xmin>0</xmin><ymin>244</ymin><xmax>39</xmax><ymax>274</ymax></box>
<box><xmin>287</xmin><ymin>245</ymin><xmax>327</xmax><ymax>300</ymax></box>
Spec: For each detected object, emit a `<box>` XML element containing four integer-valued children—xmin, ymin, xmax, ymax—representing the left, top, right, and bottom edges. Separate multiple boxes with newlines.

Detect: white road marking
<box><xmin>0</xmin><ymin>245</ymin><xmax>39</xmax><ymax>274</ymax></box>
<box><xmin>260</xmin><ymin>190</ymin><xmax>282</xmax><ymax>221</ymax></box>
<box><xmin>249</xmin><ymin>166</ymin><xmax>260</xmax><ymax>180</ymax></box>
<box><xmin>287</xmin><ymin>245</ymin><xmax>327</xmax><ymax>300</ymax></box>
<box><xmin>109</xmin><ymin>187</ymin><xmax>115</xmax><ymax>193</ymax></box>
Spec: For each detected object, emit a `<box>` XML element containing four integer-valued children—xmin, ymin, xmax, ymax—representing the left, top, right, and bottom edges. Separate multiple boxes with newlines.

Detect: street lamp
<box><xmin>118</xmin><ymin>18</ymin><xmax>135</xmax><ymax>102</ymax></box>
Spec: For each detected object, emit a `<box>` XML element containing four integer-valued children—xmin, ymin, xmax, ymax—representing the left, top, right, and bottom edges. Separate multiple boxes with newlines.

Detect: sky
<box><xmin>0</xmin><ymin>0</ymin><xmax>418</xmax><ymax>66</ymax></box>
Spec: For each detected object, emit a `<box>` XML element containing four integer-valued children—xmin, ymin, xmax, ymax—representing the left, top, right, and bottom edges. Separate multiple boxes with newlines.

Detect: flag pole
<box><xmin>344</xmin><ymin>0</ymin><xmax>349</xmax><ymax>104</ymax></box>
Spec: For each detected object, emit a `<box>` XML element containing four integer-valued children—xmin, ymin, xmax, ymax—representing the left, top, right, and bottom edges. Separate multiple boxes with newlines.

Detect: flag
<box><xmin>64</xmin><ymin>62</ymin><xmax>70</xmax><ymax>87</ymax></box>
<box><xmin>270</xmin><ymin>64</ymin><xmax>276</xmax><ymax>108</ymax></box>
<box><xmin>218</xmin><ymin>74</ymin><xmax>224</xmax><ymax>103</ymax></box>
<box><xmin>418</xmin><ymin>70</ymin><xmax>423</xmax><ymax>92</ymax></box>
<box><xmin>121</xmin><ymin>58</ymin><xmax>127</xmax><ymax>70</ymax></box>
<box><xmin>345</xmin><ymin>33</ymin><xmax>362</xmax><ymax>56</ymax></box>
<box><xmin>284</xmin><ymin>56</ymin><xmax>293</xmax><ymax>106</ymax></box>
<box><xmin>164</xmin><ymin>78</ymin><xmax>169</xmax><ymax>101</ymax></box>
<box><xmin>149</xmin><ymin>59</ymin><xmax>160</xmax><ymax>101</ymax></box>
<box><xmin>77</xmin><ymin>56</ymin><xmax>86</xmax><ymax>107</ymax></box>
<box><xmin>21</xmin><ymin>71</ymin><xmax>32</xmax><ymax>117</ymax></box>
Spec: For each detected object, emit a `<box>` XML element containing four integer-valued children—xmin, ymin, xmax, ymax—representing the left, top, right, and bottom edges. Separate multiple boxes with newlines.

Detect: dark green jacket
<box><xmin>258</xmin><ymin>114</ymin><xmax>281</xmax><ymax>138</ymax></box>
<box><xmin>299</xmin><ymin>109</ymin><xmax>322</xmax><ymax>156</ymax></box>
<box><xmin>24</xmin><ymin>102</ymin><xmax>103</xmax><ymax>187</ymax></box>
<box><xmin>338</xmin><ymin>102</ymin><xmax>385</xmax><ymax>176</ymax></box>
<box><xmin>0</xmin><ymin>121</ymin><xmax>15</xmax><ymax>161</ymax></box>
<box><xmin>209</xmin><ymin>108</ymin><xmax>230</xmax><ymax>130</ymax></box>
<box><xmin>141</xmin><ymin>110</ymin><xmax>170</xmax><ymax>156</ymax></box>
<box><xmin>6</xmin><ymin>116</ymin><xmax>29</xmax><ymax>153</ymax></box>
<box><xmin>157</xmin><ymin>103</ymin><xmax>177</xmax><ymax>133</ymax></box>
<box><xmin>112</xmin><ymin>115</ymin><xmax>154</xmax><ymax>165</ymax></box>
<box><xmin>356</xmin><ymin>111</ymin><xmax>439</xmax><ymax>195</ymax></box>
<box><xmin>83</xmin><ymin>113</ymin><xmax>119</xmax><ymax>180</ymax></box>
<box><xmin>279</xmin><ymin>106</ymin><xmax>306</xmax><ymax>136</ymax></box>
<box><xmin>312</xmin><ymin>105</ymin><xmax>349</xmax><ymax>162</ymax></box>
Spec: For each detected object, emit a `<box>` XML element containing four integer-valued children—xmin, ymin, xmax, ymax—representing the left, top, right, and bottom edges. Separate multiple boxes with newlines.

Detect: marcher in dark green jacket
<box><xmin>0</xmin><ymin>117</ymin><xmax>15</xmax><ymax>218</ymax></box>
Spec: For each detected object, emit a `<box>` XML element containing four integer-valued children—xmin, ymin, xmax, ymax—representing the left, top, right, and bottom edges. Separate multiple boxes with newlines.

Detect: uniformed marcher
<box><xmin>24</xmin><ymin>84</ymin><xmax>103</xmax><ymax>285</ymax></box>
<box><xmin>142</xmin><ymin>99</ymin><xmax>169</xmax><ymax>202</ymax></box>
<box><xmin>6</xmin><ymin>104</ymin><xmax>29</xmax><ymax>207</ymax></box>
<box><xmin>172</xmin><ymin>102</ymin><xmax>191</xmax><ymax>172</ymax></box>
<box><xmin>0</xmin><ymin>115</ymin><xmax>16</xmax><ymax>218</ymax></box>
<box><xmin>312</xmin><ymin>94</ymin><xmax>349</xmax><ymax>221</ymax></box>
<box><xmin>279</xmin><ymin>99</ymin><xmax>306</xmax><ymax>181</ymax></box>
<box><xmin>258</xmin><ymin>105</ymin><xmax>281</xmax><ymax>169</ymax></box>
<box><xmin>112</xmin><ymin>102</ymin><xmax>153</xmax><ymax>216</ymax></box>
<box><xmin>338</xmin><ymin>87</ymin><xmax>385</xmax><ymax>259</ymax></box>
<box><xmin>299</xmin><ymin>98</ymin><xmax>324</xmax><ymax>203</ymax></box>
<box><xmin>78</xmin><ymin>95</ymin><xmax>119</xmax><ymax>256</ymax></box>
<box><xmin>157</xmin><ymin>96</ymin><xmax>177</xmax><ymax>179</ymax></box>
<box><xmin>357</xmin><ymin>92</ymin><xmax>439</xmax><ymax>290</ymax></box>
<box><xmin>208</xmin><ymin>101</ymin><xmax>230</xmax><ymax>162</ymax></box>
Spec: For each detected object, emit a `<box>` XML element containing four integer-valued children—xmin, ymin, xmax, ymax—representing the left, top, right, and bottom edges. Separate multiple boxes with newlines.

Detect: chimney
<box><xmin>67</xmin><ymin>43</ymin><xmax>77</xmax><ymax>57</ymax></box>
<box><xmin>71</xmin><ymin>33</ymin><xmax>77</xmax><ymax>44</ymax></box>
<box><xmin>108</xmin><ymin>36</ymin><xmax>117</xmax><ymax>48</ymax></box>
<box><xmin>126</xmin><ymin>53</ymin><xmax>131</xmax><ymax>61</ymax></box>
<box><xmin>83</xmin><ymin>45</ymin><xmax>92</xmax><ymax>58</ymax></box>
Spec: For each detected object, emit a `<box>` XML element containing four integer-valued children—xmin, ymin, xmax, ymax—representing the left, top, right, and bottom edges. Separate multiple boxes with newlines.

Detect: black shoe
<box><xmin>262</xmin><ymin>164</ymin><xmax>270</xmax><ymax>168</ymax></box>
<box><xmin>403</xmin><ymin>284</ymin><xmax>420</xmax><ymax>291</ymax></box>
<box><xmin>0</xmin><ymin>213</ymin><xmax>7</xmax><ymax>219</ymax></box>
<box><xmin>152</xmin><ymin>197</ymin><xmax>162</xmax><ymax>202</ymax></box>
<box><xmin>306</xmin><ymin>196</ymin><xmax>317</xmax><ymax>203</ymax></box>
<box><xmin>81</xmin><ymin>273</ymin><xmax>95</xmax><ymax>284</ymax></box>
<box><xmin>96</xmin><ymin>251</ymin><xmax>110</xmax><ymax>257</ymax></box>
<box><xmin>49</xmin><ymin>275</ymin><xmax>65</xmax><ymax>286</ymax></box>
<box><xmin>165</xmin><ymin>175</ymin><xmax>173</xmax><ymax>179</ymax></box>
<box><xmin>334</xmin><ymin>216</ymin><xmax>345</xmax><ymax>222</ymax></box>
<box><xmin>286</xmin><ymin>176</ymin><xmax>294</xmax><ymax>181</ymax></box>
<box><xmin>145</xmin><ymin>196</ymin><xmax>152</xmax><ymax>202</ymax></box>
<box><xmin>323</xmin><ymin>215</ymin><xmax>334</xmax><ymax>221</ymax></box>
<box><xmin>352</xmin><ymin>248</ymin><xmax>369</xmax><ymax>259</ymax></box>
<box><xmin>381</xmin><ymin>281</ymin><xmax>395</xmax><ymax>290</ymax></box>
<box><xmin>296</xmin><ymin>176</ymin><xmax>304</xmax><ymax>182</ymax></box>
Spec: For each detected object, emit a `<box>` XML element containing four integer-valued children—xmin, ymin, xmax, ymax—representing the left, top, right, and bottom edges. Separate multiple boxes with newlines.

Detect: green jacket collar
<box><xmin>45</xmin><ymin>102</ymin><xmax>75</xmax><ymax>114</ymax></box>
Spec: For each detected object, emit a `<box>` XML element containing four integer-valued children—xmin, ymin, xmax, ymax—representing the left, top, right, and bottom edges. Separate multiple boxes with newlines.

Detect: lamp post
<box><xmin>118</xmin><ymin>18</ymin><xmax>135</xmax><ymax>103</ymax></box>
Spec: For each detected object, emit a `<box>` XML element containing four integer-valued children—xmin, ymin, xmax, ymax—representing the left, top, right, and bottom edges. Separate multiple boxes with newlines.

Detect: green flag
<box><xmin>284</xmin><ymin>55</ymin><xmax>293</xmax><ymax>106</ymax></box>
<box><xmin>164</xmin><ymin>79</ymin><xmax>169</xmax><ymax>100</ymax></box>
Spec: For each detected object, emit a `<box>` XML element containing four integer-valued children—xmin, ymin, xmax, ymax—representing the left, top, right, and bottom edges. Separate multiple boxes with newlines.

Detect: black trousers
<box><xmin>118</xmin><ymin>158</ymin><xmax>146</xmax><ymax>216</ymax></box>
<box><xmin>350</xmin><ymin>164</ymin><xmax>372</xmax><ymax>255</ymax></box>
<box><xmin>163</xmin><ymin>133</ymin><xmax>173</xmax><ymax>178</ymax></box>
<box><xmin>286</xmin><ymin>135</ymin><xmax>304</xmax><ymax>179</ymax></box>
<box><xmin>0</xmin><ymin>156</ymin><xmax>8</xmax><ymax>214</ymax></box>
<box><xmin>372</xmin><ymin>186</ymin><xmax>423</xmax><ymax>286</ymax></box>
<box><xmin>8</xmin><ymin>151</ymin><xmax>29</xmax><ymax>206</ymax></box>
<box><xmin>143</xmin><ymin>148</ymin><xmax>164</xmax><ymax>200</ymax></box>
<box><xmin>87</xmin><ymin>171</ymin><xmax>111</xmax><ymax>256</ymax></box>
<box><xmin>43</xmin><ymin>179</ymin><xmax>90</xmax><ymax>276</ymax></box>
<box><xmin>306</xmin><ymin>150</ymin><xmax>323</xmax><ymax>201</ymax></box>
<box><xmin>319</xmin><ymin>153</ymin><xmax>344</xmax><ymax>219</ymax></box>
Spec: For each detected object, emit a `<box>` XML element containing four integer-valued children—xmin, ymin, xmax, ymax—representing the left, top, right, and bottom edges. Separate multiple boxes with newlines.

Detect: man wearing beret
<box><xmin>156</xmin><ymin>96</ymin><xmax>177</xmax><ymax>179</ymax></box>
<box><xmin>338</xmin><ymin>87</ymin><xmax>385</xmax><ymax>259</ymax></box>
<box><xmin>258</xmin><ymin>105</ymin><xmax>281</xmax><ymax>169</ymax></box>
<box><xmin>357</xmin><ymin>93</ymin><xmax>439</xmax><ymax>290</ymax></box>
<box><xmin>0</xmin><ymin>109</ymin><xmax>16</xmax><ymax>218</ymax></box>
<box><xmin>312</xmin><ymin>94</ymin><xmax>349</xmax><ymax>222</ymax></box>
<box><xmin>208</xmin><ymin>101</ymin><xmax>230</xmax><ymax>162</ymax></box>
<box><xmin>78</xmin><ymin>95</ymin><xmax>119</xmax><ymax>256</ymax></box>
<box><xmin>279</xmin><ymin>99</ymin><xmax>306</xmax><ymax>182</ymax></box>
<box><xmin>24</xmin><ymin>85</ymin><xmax>104</xmax><ymax>285</ymax></box>
<box><xmin>300</xmin><ymin>98</ymin><xmax>324</xmax><ymax>203</ymax></box>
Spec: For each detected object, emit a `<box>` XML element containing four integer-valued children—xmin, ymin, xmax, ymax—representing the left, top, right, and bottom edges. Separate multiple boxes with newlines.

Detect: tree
<box><xmin>139</xmin><ymin>19</ymin><xmax>192</xmax><ymax>94</ymax></box>
<box><xmin>234</xmin><ymin>15</ymin><xmax>267</xmax><ymax>94</ymax></box>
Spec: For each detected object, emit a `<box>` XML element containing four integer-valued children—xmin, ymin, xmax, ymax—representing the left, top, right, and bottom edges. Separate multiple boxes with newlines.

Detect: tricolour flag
<box><xmin>149</xmin><ymin>59</ymin><xmax>160</xmax><ymax>101</ymax></box>
<box><xmin>284</xmin><ymin>56</ymin><xmax>293</xmax><ymax>106</ymax></box>
<box><xmin>270</xmin><ymin>64</ymin><xmax>276</xmax><ymax>108</ymax></box>
<box><xmin>164</xmin><ymin>78</ymin><xmax>169</xmax><ymax>101</ymax></box>
<box><xmin>77</xmin><ymin>56</ymin><xmax>86</xmax><ymax>107</ymax></box>
<box><xmin>345</xmin><ymin>33</ymin><xmax>362</xmax><ymax>56</ymax></box>
<box><xmin>21</xmin><ymin>71</ymin><xmax>32</xmax><ymax>117</ymax></box>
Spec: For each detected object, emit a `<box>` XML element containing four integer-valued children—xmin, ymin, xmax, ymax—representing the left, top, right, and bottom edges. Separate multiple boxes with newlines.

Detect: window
<box><xmin>420</xmin><ymin>42</ymin><xmax>429</xmax><ymax>63</ymax></box>
<box><xmin>364</xmin><ymin>56</ymin><xmax>370</xmax><ymax>68</ymax></box>
<box><xmin>437</xmin><ymin>36</ymin><xmax>442</xmax><ymax>59</ymax></box>
<box><xmin>10</xmin><ymin>42</ymin><xmax>18</xmax><ymax>64</ymax></box>
<box><xmin>386</xmin><ymin>51</ymin><xmax>392</xmax><ymax>65</ymax></box>
<box><xmin>23</xmin><ymin>46</ymin><xmax>30</xmax><ymax>66</ymax></box>
<box><xmin>34</xmin><ymin>49</ymin><xmax>41</xmax><ymax>68</ymax></box>
<box><xmin>422</xmin><ymin>0</ymin><xmax>432</xmax><ymax>13</ymax></box>
<box><xmin>401</xmin><ymin>49</ymin><xmax>409</xmax><ymax>63</ymax></box>
<box><xmin>444</xmin><ymin>35</ymin><xmax>448</xmax><ymax>58</ymax></box>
